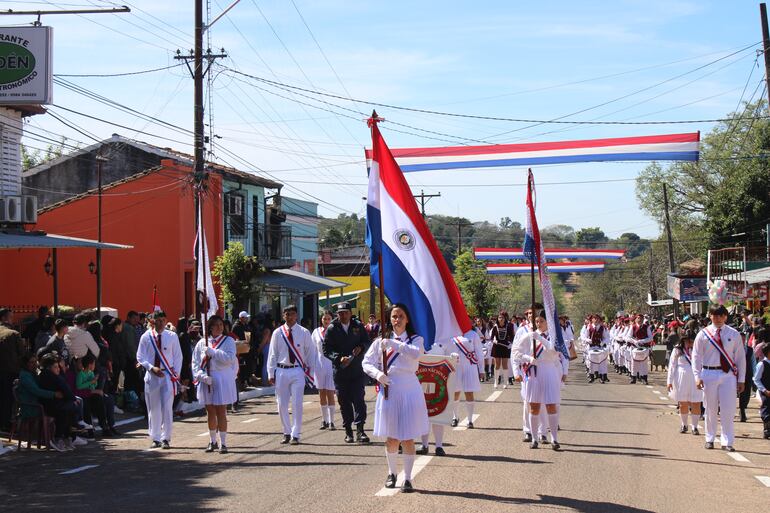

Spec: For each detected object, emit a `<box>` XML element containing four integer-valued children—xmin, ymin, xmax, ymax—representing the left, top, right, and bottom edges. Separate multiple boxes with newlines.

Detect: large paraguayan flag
<box><xmin>523</xmin><ymin>170</ymin><xmax>570</xmax><ymax>360</ymax></box>
<box><xmin>364</xmin><ymin>132</ymin><xmax>699</xmax><ymax>173</ymax></box>
<box><xmin>366</xmin><ymin>119</ymin><xmax>472</xmax><ymax>348</ymax></box>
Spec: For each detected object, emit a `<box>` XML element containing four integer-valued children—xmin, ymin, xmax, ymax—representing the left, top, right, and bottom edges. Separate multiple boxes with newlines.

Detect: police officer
<box><xmin>323</xmin><ymin>302</ymin><xmax>371</xmax><ymax>444</ymax></box>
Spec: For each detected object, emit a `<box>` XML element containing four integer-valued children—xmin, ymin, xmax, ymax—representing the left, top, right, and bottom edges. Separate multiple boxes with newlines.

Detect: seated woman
<box><xmin>38</xmin><ymin>352</ymin><xmax>78</xmax><ymax>450</ymax></box>
<box><xmin>16</xmin><ymin>353</ymin><xmax>62</xmax><ymax>449</ymax></box>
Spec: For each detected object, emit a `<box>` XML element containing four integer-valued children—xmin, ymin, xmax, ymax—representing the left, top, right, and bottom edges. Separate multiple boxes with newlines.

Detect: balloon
<box><xmin>708</xmin><ymin>279</ymin><xmax>729</xmax><ymax>305</ymax></box>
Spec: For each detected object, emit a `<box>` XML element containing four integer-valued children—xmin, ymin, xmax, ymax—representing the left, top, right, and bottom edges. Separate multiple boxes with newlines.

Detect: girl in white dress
<box><xmin>362</xmin><ymin>303</ymin><xmax>429</xmax><ymax>493</ymax></box>
<box><xmin>192</xmin><ymin>315</ymin><xmax>238</xmax><ymax>454</ymax></box>
<box><xmin>450</xmin><ymin>331</ymin><xmax>484</xmax><ymax>428</ymax></box>
<box><xmin>512</xmin><ymin>310</ymin><xmax>568</xmax><ymax>450</ymax></box>
<box><xmin>312</xmin><ymin>311</ymin><xmax>336</xmax><ymax>430</ymax></box>
<box><xmin>667</xmin><ymin>330</ymin><xmax>703</xmax><ymax>435</ymax></box>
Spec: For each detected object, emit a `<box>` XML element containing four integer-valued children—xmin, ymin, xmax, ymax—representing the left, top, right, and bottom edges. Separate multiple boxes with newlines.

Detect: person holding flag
<box><xmin>136</xmin><ymin>310</ymin><xmax>182</xmax><ymax>449</ymax></box>
<box><xmin>192</xmin><ymin>315</ymin><xmax>238</xmax><ymax>453</ymax></box>
<box><xmin>267</xmin><ymin>305</ymin><xmax>316</xmax><ymax>445</ymax></box>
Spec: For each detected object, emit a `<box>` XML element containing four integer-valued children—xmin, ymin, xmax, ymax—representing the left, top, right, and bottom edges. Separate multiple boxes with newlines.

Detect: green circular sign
<box><xmin>0</xmin><ymin>42</ymin><xmax>36</xmax><ymax>85</ymax></box>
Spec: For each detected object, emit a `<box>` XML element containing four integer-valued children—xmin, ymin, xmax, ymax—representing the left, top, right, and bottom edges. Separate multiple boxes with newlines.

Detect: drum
<box><xmin>587</xmin><ymin>348</ymin><xmax>608</xmax><ymax>365</ymax></box>
<box><xmin>631</xmin><ymin>347</ymin><xmax>650</xmax><ymax>361</ymax></box>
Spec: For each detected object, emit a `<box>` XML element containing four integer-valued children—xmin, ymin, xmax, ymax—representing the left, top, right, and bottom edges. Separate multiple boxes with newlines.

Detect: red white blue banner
<box><xmin>475</xmin><ymin>247</ymin><xmax>625</xmax><ymax>260</ymax></box>
<box><xmin>365</xmin><ymin>132</ymin><xmax>699</xmax><ymax>173</ymax></box>
<box><xmin>486</xmin><ymin>262</ymin><xmax>605</xmax><ymax>274</ymax></box>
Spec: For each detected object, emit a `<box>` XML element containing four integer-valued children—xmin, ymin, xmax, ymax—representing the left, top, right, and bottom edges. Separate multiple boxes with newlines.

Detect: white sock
<box><xmin>548</xmin><ymin>413</ymin><xmax>559</xmax><ymax>443</ymax></box>
<box><xmin>209</xmin><ymin>430</ymin><xmax>217</xmax><ymax>443</ymax></box>
<box><xmin>328</xmin><ymin>405</ymin><xmax>335</xmax><ymax>424</ymax></box>
<box><xmin>529</xmin><ymin>412</ymin><xmax>540</xmax><ymax>439</ymax></box>
<box><xmin>452</xmin><ymin>402</ymin><xmax>459</xmax><ymax>420</ymax></box>
<box><xmin>219</xmin><ymin>432</ymin><xmax>227</xmax><ymax>446</ymax></box>
<box><xmin>385</xmin><ymin>450</ymin><xmax>398</xmax><ymax>475</ymax></box>
<box><xmin>539</xmin><ymin>410</ymin><xmax>548</xmax><ymax>436</ymax></box>
<box><xmin>690</xmin><ymin>414</ymin><xmax>700</xmax><ymax>430</ymax></box>
<box><xmin>402</xmin><ymin>453</ymin><xmax>415</xmax><ymax>481</ymax></box>
<box><xmin>679</xmin><ymin>412</ymin><xmax>688</xmax><ymax>427</ymax></box>
<box><xmin>522</xmin><ymin>402</ymin><xmax>530</xmax><ymax>433</ymax></box>
<box><xmin>420</xmin><ymin>434</ymin><xmax>429</xmax><ymax>446</ymax></box>
<box><xmin>433</xmin><ymin>424</ymin><xmax>444</xmax><ymax>448</ymax></box>
<box><xmin>320</xmin><ymin>405</ymin><xmax>328</xmax><ymax>423</ymax></box>
<box><xmin>465</xmin><ymin>400</ymin><xmax>475</xmax><ymax>421</ymax></box>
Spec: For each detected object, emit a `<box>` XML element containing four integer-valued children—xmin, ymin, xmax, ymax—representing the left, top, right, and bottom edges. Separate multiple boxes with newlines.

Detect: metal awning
<box><xmin>744</xmin><ymin>266</ymin><xmax>770</xmax><ymax>285</ymax></box>
<box><xmin>255</xmin><ymin>269</ymin><xmax>349</xmax><ymax>295</ymax></box>
<box><xmin>0</xmin><ymin>231</ymin><xmax>132</xmax><ymax>249</ymax></box>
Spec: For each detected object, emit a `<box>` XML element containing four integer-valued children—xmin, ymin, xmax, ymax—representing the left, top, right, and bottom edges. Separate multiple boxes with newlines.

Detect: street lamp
<box><xmin>88</xmin><ymin>260</ymin><xmax>97</xmax><ymax>275</ymax></box>
<box><xmin>44</xmin><ymin>253</ymin><xmax>52</xmax><ymax>276</ymax></box>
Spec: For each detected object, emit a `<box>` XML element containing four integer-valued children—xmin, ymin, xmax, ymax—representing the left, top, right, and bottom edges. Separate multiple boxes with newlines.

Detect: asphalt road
<box><xmin>2</xmin><ymin>362</ymin><xmax>768</xmax><ymax>513</ymax></box>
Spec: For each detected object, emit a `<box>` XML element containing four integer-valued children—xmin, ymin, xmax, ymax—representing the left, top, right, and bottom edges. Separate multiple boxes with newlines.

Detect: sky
<box><xmin>3</xmin><ymin>0</ymin><xmax>767</xmax><ymax>239</ymax></box>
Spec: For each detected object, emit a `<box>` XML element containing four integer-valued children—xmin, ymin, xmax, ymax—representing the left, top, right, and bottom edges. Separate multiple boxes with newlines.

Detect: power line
<box><xmin>54</xmin><ymin>62</ymin><xmax>185</xmax><ymax>77</ymax></box>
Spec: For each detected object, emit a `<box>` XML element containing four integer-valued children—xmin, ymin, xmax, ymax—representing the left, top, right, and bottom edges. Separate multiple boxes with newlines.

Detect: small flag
<box><xmin>195</xmin><ymin>200</ymin><xmax>218</xmax><ymax>322</ymax></box>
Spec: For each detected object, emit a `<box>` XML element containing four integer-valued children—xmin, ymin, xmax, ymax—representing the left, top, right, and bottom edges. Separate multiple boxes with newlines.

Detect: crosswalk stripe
<box><xmin>375</xmin><ymin>455</ymin><xmax>433</xmax><ymax>496</ymax></box>
<box><xmin>485</xmin><ymin>390</ymin><xmax>503</xmax><ymax>402</ymax></box>
<box><xmin>453</xmin><ymin>413</ymin><xmax>481</xmax><ymax>431</ymax></box>
<box><xmin>728</xmin><ymin>452</ymin><xmax>750</xmax><ymax>463</ymax></box>
<box><xmin>754</xmin><ymin>476</ymin><xmax>770</xmax><ymax>487</ymax></box>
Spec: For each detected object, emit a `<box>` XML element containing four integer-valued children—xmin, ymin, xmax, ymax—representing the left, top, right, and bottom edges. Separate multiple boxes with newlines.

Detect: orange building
<box><xmin>0</xmin><ymin>159</ymin><xmax>225</xmax><ymax>321</ymax></box>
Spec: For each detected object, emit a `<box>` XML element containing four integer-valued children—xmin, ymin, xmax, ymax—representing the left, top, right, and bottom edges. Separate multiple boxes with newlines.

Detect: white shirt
<box><xmin>458</xmin><ymin>330</ymin><xmax>485</xmax><ymax>374</ymax></box>
<box><xmin>512</xmin><ymin>329</ymin><xmax>568</xmax><ymax>376</ymax></box>
<box><xmin>692</xmin><ymin>324</ymin><xmax>746</xmax><ymax>383</ymax></box>
<box><xmin>267</xmin><ymin>323</ymin><xmax>316</xmax><ymax>380</ymax></box>
<box><xmin>136</xmin><ymin>328</ymin><xmax>182</xmax><ymax>388</ymax></box>
<box><xmin>191</xmin><ymin>335</ymin><xmax>237</xmax><ymax>381</ymax></box>
<box><xmin>362</xmin><ymin>331</ymin><xmax>424</xmax><ymax>379</ymax></box>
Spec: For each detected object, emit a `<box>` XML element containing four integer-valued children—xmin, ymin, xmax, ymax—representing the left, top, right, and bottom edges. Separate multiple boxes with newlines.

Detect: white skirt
<box><xmin>372</xmin><ymin>373</ymin><xmax>429</xmax><ymax>440</ymax></box>
<box><xmin>524</xmin><ymin>362</ymin><xmax>561</xmax><ymax>405</ymax></box>
<box><xmin>669</xmin><ymin>366</ymin><xmax>703</xmax><ymax>403</ymax></box>
<box><xmin>455</xmin><ymin>361</ymin><xmax>481</xmax><ymax>392</ymax></box>
<box><xmin>314</xmin><ymin>356</ymin><xmax>335</xmax><ymax>390</ymax></box>
<box><xmin>198</xmin><ymin>370</ymin><xmax>238</xmax><ymax>406</ymax></box>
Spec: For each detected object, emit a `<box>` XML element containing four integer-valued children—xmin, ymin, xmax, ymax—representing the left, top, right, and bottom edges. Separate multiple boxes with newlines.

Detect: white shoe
<box><xmin>113</xmin><ymin>406</ymin><xmax>124</xmax><ymax>415</ymax></box>
<box><xmin>63</xmin><ymin>438</ymin><xmax>75</xmax><ymax>451</ymax></box>
<box><xmin>72</xmin><ymin>436</ymin><xmax>88</xmax><ymax>446</ymax></box>
<box><xmin>49</xmin><ymin>439</ymin><xmax>67</xmax><ymax>452</ymax></box>
<box><xmin>77</xmin><ymin>421</ymin><xmax>93</xmax><ymax>430</ymax></box>
<box><xmin>503</xmin><ymin>384</ymin><xmax>508</xmax><ymax>389</ymax></box>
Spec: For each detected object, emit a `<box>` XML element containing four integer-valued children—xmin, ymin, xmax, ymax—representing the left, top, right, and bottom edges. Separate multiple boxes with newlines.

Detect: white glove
<box><xmin>381</xmin><ymin>338</ymin><xmax>398</xmax><ymax>352</ymax></box>
<box><xmin>203</xmin><ymin>375</ymin><xmax>213</xmax><ymax>385</ymax></box>
<box><xmin>376</xmin><ymin>371</ymin><xmax>391</xmax><ymax>386</ymax></box>
<box><xmin>205</xmin><ymin>347</ymin><xmax>216</xmax><ymax>357</ymax></box>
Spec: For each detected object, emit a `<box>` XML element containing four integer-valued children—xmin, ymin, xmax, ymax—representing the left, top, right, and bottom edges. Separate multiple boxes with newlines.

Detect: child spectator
<box><xmin>753</xmin><ymin>343</ymin><xmax>770</xmax><ymax>440</ymax></box>
<box><xmin>76</xmin><ymin>354</ymin><xmax>119</xmax><ymax>437</ymax></box>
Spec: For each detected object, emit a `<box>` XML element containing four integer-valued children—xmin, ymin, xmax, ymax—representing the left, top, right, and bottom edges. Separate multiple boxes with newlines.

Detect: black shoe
<box><xmin>642</xmin><ymin>377</ymin><xmax>649</xmax><ymax>385</ymax></box>
<box><xmin>205</xmin><ymin>441</ymin><xmax>218</xmax><ymax>452</ymax></box>
<box><xmin>630</xmin><ymin>377</ymin><xmax>637</xmax><ymax>384</ymax></box>
<box><xmin>219</xmin><ymin>445</ymin><xmax>228</xmax><ymax>454</ymax></box>
<box><xmin>552</xmin><ymin>442</ymin><xmax>560</xmax><ymax>451</ymax></box>
<box><xmin>722</xmin><ymin>445</ymin><xmax>735</xmax><ymax>452</ymax></box>
<box><xmin>588</xmin><ymin>374</ymin><xmax>595</xmax><ymax>383</ymax></box>
<box><xmin>385</xmin><ymin>474</ymin><xmax>397</xmax><ymax>488</ymax></box>
<box><xmin>601</xmin><ymin>375</ymin><xmax>609</xmax><ymax>383</ymax></box>
<box><xmin>739</xmin><ymin>410</ymin><xmax>747</xmax><ymax>423</ymax></box>
<box><xmin>540</xmin><ymin>435</ymin><xmax>549</xmax><ymax>445</ymax></box>
<box><xmin>109</xmin><ymin>427</ymin><xmax>121</xmax><ymax>436</ymax></box>
<box><xmin>435</xmin><ymin>446</ymin><xmax>446</xmax><ymax>456</ymax></box>
<box><xmin>680</xmin><ymin>426</ymin><xmax>688</xmax><ymax>434</ymax></box>
<box><xmin>319</xmin><ymin>422</ymin><xmax>329</xmax><ymax>430</ymax></box>
<box><xmin>530</xmin><ymin>441</ymin><xmax>539</xmax><ymax>449</ymax></box>
<box><xmin>417</xmin><ymin>445</ymin><xmax>429</xmax><ymax>455</ymax></box>
<box><xmin>705</xmin><ymin>441</ymin><xmax>714</xmax><ymax>449</ymax></box>
<box><xmin>356</xmin><ymin>429</ymin><xmax>370</xmax><ymax>444</ymax></box>
<box><xmin>401</xmin><ymin>480</ymin><xmax>414</xmax><ymax>493</ymax></box>
<box><xmin>692</xmin><ymin>428</ymin><xmax>700</xmax><ymax>436</ymax></box>
<box><xmin>467</xmin><ymin>421</ymin><xmax>474</xmax><ymax>429</ymax></box>
<box><xmin>450</xmin><ymin>418</ymin><xmax>459</xmax><ymax>427</ymax></box>
<box><xmin>149</xmin><ymin>440</ymin><xmax>162</xmax><ymax>449</ymax></box>
<box><xmin>523</xmin><ymin>433</ymin><xmax>533</xmax><ymax>443</ymax></box>
<box><xmin>280</xmin><ymin>434</ymin><xmax>291</xmax><ymax>444</ymax></box>
<box><xmin>344</xmin><ymin>431</ymin><xmax>355</xmax><ymax>443</ymax></box>
<box><xmin>290</xmin><ymin>437</ymin><xmax>300</xmax><ymax>445</ymax></box>
<box><xmin>329</xmin><ymin>423</ymin><xmax>336</xmax><ymax>431</ymax></box>
<box><xmin>161</xmin><ymin>440</ymin><xmax>171</xmax><ymax>450</ymax></box>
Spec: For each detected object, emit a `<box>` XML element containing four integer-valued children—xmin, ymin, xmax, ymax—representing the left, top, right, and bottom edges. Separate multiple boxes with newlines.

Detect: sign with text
<box><xmin>0</xmin><ymin>26</ymin><xmax>52</xmax><ymax>105</ymax></box>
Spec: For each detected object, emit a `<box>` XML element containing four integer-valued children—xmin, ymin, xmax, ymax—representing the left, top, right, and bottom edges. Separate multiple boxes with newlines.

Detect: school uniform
<box><xmin>311</xmin><ymin>327</ymin><xmax>335</xmax><ymax>391</ymax></box>
<box><xmin>586</xmin><ymin>323</ymin><xmax>610</xmax><ymax>382</ymax></box>
<box><xmin>692</xmin><ymin>324</ymin><xmax>746</xmax><ymax>448</ymax></box>
<box><xmin>453</xmin><ymin>332</ymin><xmax>484</xmax><ymax>393</ymax></box>
<box><xmin>629</xmin><ymin>323</ymin><xmax>653</xmax><ymax>382</ymax></box>
<box><xmin>362</xmin><ymin>332</ymin><xmax>429</xmax><ymax>441</ymax></box>
<box><xmin>191</xmin><ymin>335</ymin><xmax>238</xmax><ymax>406</ymax></box>
<box><xmin>667</xmin><ymin>345</ymin><xmax>703</xmax><ymax>432</ymax></box>
<box><xmin>136</xmin><ymin>328</ymin><xmax>182</xmax><ymax>444</ymax></box>
<box><xmin>267</xmin><ymin>322</ymin><xmax>317</xmax><ymax>441</ymax></box>
<box><xmin>752</xmin><ymin>357</ymin><xmax>770</xmax><ymax>438</ymax></box>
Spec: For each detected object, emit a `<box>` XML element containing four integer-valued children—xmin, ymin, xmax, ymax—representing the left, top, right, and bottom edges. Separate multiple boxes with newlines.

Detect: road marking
<box><xmin>727</xmin><ymin>452</ymin><xmax>750</xmax><ymax>463</ymax></box>
<box><xmin>453</xmin><ymin>414</ymin><xmax>481</xmax><ymax>431</ymax></box>
<box><xmin>645</xmin><ymin>385</ymin><xmax>653</xmax><ymax>389</ymax></box>
<box><xmin>658</xmin><ymin>396</ymin><xmax>669</xmax><ymax>400</ymax></box>
<box><xmin>303</xmin><ymin>401</ymin><xmax>312</xmax><ymax>405</ymax></box>
<box><xmin>197</xmin><ymin>431</ymin><xmax>210</xmax><ymax>437</ymax></box>
<box><xmin>667</xmin><ymin>405</ymin><xmax>677</xmax><ymax>409</ymax></box>
<box><xmin>652</xmin><ymin>390</ymin><xmax>661</xmax><ymax>394</ymax></box>
<box><xmin>0</xmin><ymin>445</ymin><xmax>16</xmax><ymax>456</ymax></box>
<box><xmin>755</xmin><ymin>476</ymin><xmax>770</xmax><ymax>487</ymax></box>
<box><xmin>485</xmin><ymin>390</ymin><xmax>503</xmax><ymax>402</ymax></box>
<box><xmin>375</xmin><ymin>455</ymin><xmax>433</xmax><ymax>496</ymax></box>
<box><xmin>242</xmin><ymin>418</ymin><xmax>259</xmax><ymax>424</ymax></box>
<box><xmin>59</xmin><ymin>464</ymin><xmax>99</xmax><ymax>475</ymax></box>
<box><xmin>114</xmin><ymin>416</ymin><xmax>144</xmax><ymax>428</ymax></box>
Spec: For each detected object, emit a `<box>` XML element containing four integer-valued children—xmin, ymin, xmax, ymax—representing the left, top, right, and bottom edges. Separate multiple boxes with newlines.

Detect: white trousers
<box><xmin>145</xmin><ymin>379</ymin><xmax>174</xmax><ymax>442</ymax></box>
<box><xmin>630</xmin><ymin>358</ymin><xmax>649</xmax><ymax>377</ymax></box>
<box><xmin>589</xmin><ymin>359</ymin><xmax>608</xmax><ymax>374</ymax></box>
<box><xmin>702</xmin><ymin>370</ymin><xmax>737</xmax><ymax>445</ymax></box>
<box><xmin>276</xmin><ymin>367</ymin><xmax>305</xmax><ymax>438</ymax></box>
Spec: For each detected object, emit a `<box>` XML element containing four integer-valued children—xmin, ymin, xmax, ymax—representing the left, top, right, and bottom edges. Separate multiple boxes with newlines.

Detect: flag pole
<box><xmin>198</xmin><ymin>193</ymin><xmax>211</xmax><ymax>393</ymax></box>
<box><xmin>528</xmin><ymin>169</ymin><xmax>537</xmax><ymax>355</ymax></box>
<box><xmin>369</xmin><ymin>109</ymin><xmax>389</xmax><ymax>400</ymax></box>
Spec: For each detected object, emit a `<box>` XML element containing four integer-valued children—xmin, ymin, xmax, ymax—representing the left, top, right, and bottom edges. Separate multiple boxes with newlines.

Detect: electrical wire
<box><xmin>54</xmin><ymin>63</ymin><xmax>186</xmax><ymax>78</ymax></box>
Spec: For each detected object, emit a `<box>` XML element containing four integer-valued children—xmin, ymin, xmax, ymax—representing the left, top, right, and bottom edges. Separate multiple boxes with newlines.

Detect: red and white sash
<box><xmin>193</xmin><ymin>335</ymin><xmax>226</xmax><ymax>386</ymax></box>
<box><xmin>149</xmin><ymin>330</ymin><xmax>179</xmax><ymax>394</ymax></box>
<box><xmin>385</xmin><ymin>335</ymin><xmax>416</xmax><ymax>371</ymax></box>
<box><xmin>681</xmin><ymin>347</ymin><xmax>692</xmax><ymax>367</ymax></box>
<box><xmin>702</xmin><ymin>327</ymin><xmax>738</xmax><ymax>376</ymax></box>
<box><xmin>453</xmin><ymin>337</ymin><xmax>478</xmax><ymax>365</ymax></box>
<box><xmin>279</xmin><ymin>325</ymin><xmax>314</xmax><ymax>385</ymax></box>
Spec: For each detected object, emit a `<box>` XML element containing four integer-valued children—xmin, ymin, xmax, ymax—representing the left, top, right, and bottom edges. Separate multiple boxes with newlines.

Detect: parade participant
<box><xmin>482</xmin><ymin>317</ymin><xmax>495</xmax><ymax>381</ymax></box>
<box><xmin>192</xmin><ymin>315</ymin><xmax>238</xmax><ymax>454</ymax></box>
<box><xmin>512</xmin><ymin>310</ymin><xmax>567</xmax><ymax>450</ymax></box>
<box><xmin>473</xmin><ymin>317</ymin><xmax>491</xmax><ymax>382</ymax></box>
<box><xmin>490</xmin><ymin>311</ymin><xmax>514</xmax><ymax>389</ymax></box>
<box><xmin>628</xmin><ymin>314</ymin><xmax>653</xmax><ymax>385</ymax></box>
<box><xmin>267</xmin><ymin>305</ymin><xmax>316</xmax><ymax>445</ymax></box>
<box><xmin>620</xmin><ymin>317</ymin><xmax>634</xmax><ymax>376</ymax></box>
<box><xmin>323</xmin><ymin>302</ymin><xmax>371</xmax><ymax>444</ymax></box>
<box><xmin>513</xmin><ymin>305</ymin><xmax>547</xmax><ymax>443</ymax></box>
<box><xmin>419</xmin><ymin>337</ymin><xmax>457</xmax><ymax>456</ymax></box>
<box><xmin>692</xmin><ymin>305</ymin><xmax>746</xmax><ymax>451</ymax></box>
<box><xmin>136</xmin><ymin>310</ymin><xmax>182</xmax><ymax>449</ymax></box>
<box><xmin>312</xmin><ymin>310</ymin><xmax>336</xmax><ymax>430</ymax></box>
<box><xmin>667</xmin><ymin>330</ymin><xmax>702</xmax><ymax>435</ymax></box>
<box><xmin>365</xmin><ymin>314</ymin><xmax>381</xmax><ymax>342</ymax></box>
<box><xmin>738</xmin><ymin>333</ymin><xmax>756</xmax><ymax>423</ymax></box>
<box><xmin>449</xmin><ymin>330</ymin><xmax>484</xmax><ymax>429</ymax></box>
<box><xmin>586</xmin><ymin>314</ymin><xmax>610</xmax><ymax>383</ymax></box>
<box><xmin>753</xmin><ymin>342</ymin><xmax>770</xmax><ymax>439</ymax></box>
<box><xmin>560</xmin><ymin>316</ymin><xmax>575</xmax><ymax>359</ymax></box>
<box><xmin>362</xmin><ymin>303</ymin><xmax>429</xmax><ymax>493</ymax></box>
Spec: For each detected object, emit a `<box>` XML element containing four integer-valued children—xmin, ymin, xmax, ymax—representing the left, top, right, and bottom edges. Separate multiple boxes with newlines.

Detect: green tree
<box><xmin>575</xmin><ymin>227</ymin><xmax>608</xmax><ymax>246</ymax></box>
<box><xmin>21</xmin><ymin>138</ymin><xmax>69</xmax><ymax>171</ymax></box>
<box><xmin>212</xmin><ymin>242</ymin><xmax>264</xmax><ymax>317</ymax></box>
<box><xmin>454</xmin><ymin>249</ymin><xmax>497</xmax><ymax>317</ymax></box>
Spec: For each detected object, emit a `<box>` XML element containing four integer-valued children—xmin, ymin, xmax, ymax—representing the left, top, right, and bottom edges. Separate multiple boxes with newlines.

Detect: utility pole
<box><xmin>760</xmin><ymin>3</ymin><xmax>770</xmax><ymax>106</ymax></box>
<box><xmin>413</xmin><ymin>189</ymin><xmax>440</xmax><ymax>217</ymax></box>
<box><xmin>648</xmin><ymin>244</ymin><xmax>656</xmax><ymax>301</ymax></box>
<box><xmin>453</xmin><ymin>219</ymin><xmax>471</xmax><ymax>254</ymax></box>
<box><xmin>662</xmin><ymin>184</ymin><xmax>679</xmax><ymax>318</ymax></box>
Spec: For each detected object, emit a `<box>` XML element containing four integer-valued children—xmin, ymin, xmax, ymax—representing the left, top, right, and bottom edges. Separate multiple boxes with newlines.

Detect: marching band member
<box><xmin>692</xmin><ymin>305</ymin><xmax>746</xmax><ymax>451</ymax></box>
<box><xmin>512</xmin><ymin>310</ymin><xmax>567</xmax><ymax>451</ymax></box>
<box><xmin>419</xmin><ymin>337</ymin><xmax>457</xmax><ymax>456</ymax></box>
<box><xmin>136</xmin><ymin>310</ymin><xmax>182</xmax><ymax>449</ymax></box>
<box><xmin>628</xmin><ymin>314</ymin><xmax>653</xmax><ymax>385</ymax></box>
<box><xmin>620</xmin><ymin>317</ymin><xmax>634</xmax><ymax>376</ymax></box>
<box><xmin>312</xmin><ymin>310</ymin><xmax>336</xmax><ymax>430</ymax></box>
<box><xmin>586</xmin><ymin>315</ymin><xmax>610</xmax><ymax>383</ymax></box>
<box><xmin>450</xmin><ymin>330</ymin><xmax>485</xmax><ymax>429</ymax></box>
<box><xmin>192</xmin><ymin>315</ymin><xmax>238</xmax><ymax>453</ymax></box>
<box><xmin>490</xmin><ymin>311</ymin><xmax>514</xmax><ymax>389</ymax></box>
<box><xmin>362</xmin><ymin>303</ymin><xmax>429</xmax><ymax>493</ymax></box>
<box><xmin>666</xmin><ymin>330</ymin><xmax>702</xmax><ymax>435</ymax></box>
<box><xmin>267</xmin><ymin>305</ymin><xmax>317</xmax><ymax>445</ymax></box>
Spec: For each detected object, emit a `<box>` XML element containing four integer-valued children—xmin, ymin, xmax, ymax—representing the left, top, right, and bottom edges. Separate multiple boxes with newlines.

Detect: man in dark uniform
<box><xmin>323</xmin><ymin>302</ymin><xmax>371</xmax><ymax>444</ymax></box>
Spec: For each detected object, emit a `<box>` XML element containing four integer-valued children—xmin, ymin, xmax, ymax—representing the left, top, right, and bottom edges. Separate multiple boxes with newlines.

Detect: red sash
<box><xmin>149</xmin><ymin>330</ymin><xmax>179</xmax><ymax>394</ymax></box>
<box><xmin>453</xmin><ymin>337</ymin><xmax>478</xmax><ymax>365</ymax></box>
<box><xmin>279</xmin><ymin>325</ymin><xmax>314</xmax><ymax>385</ymax></box>
<box><xmin>702</xmin><ymin>327</ymin><xmax>737</xmax><ymax>376</ymax></box>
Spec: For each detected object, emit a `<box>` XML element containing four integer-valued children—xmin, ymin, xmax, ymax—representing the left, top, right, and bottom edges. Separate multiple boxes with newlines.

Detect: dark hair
<box><xmin>54</xmin><ymin>318</ymin><xmax>69</xmax><ymax>332</ymax></box>
<box><xmin>73</xmin><ymin>313</ymin><xmax>90</xmax><ymax>325</ymax></box>
<box><xmin>41</xmin><ymin>315</ymin><xmax>55</xmax><ymax>331</ymax></box>
<box><xmin>761</xmin><ymin>343</ymin><xmax>770</xmax><ymax>357</ymax></box>
<box><xmin>87</xmin><ymin>320</ymin><xmax>102</xmax><ymax>342</ymax></box>
<box><xmin>39</xmin><ymin>352</ymin><xmax>60</xmax><ymax>369</ymax></box>
<box><xmin>176</xmin><ymin>317</ymin><xmax>189</xmax><ymax>335</ymax></box>
<box><xmin>102</xmin><ymin>316</ymin><xmax>122</xmax><ymax>340</ymax></box>
<box><xmin>322</xmin><ymin>310</ymin><xmax>333</xmax><ymax>317</ymax></box>
<box><xmin>387</xmin><ymin>303</ymin><xmax>416</xmax><ymax>337</ymax></box>
<box><xmin>283</xmin><ymin>304</ymin><xmax>298</xmax><ymax>314</ymax></box>
<box><xmin>537</xmin><ymin>310</ymin><xmax>547</xmax><ymax>322</ymax></box>
<box><xmin>127</xmin><ymin>310</ymin><xmax>138</xmax><ymax>319</ymax></box>
<box><xmin>675</xmin><ymin>329</ymin><xmax>695</xmax><ymax>352</ymax></box>
<box><xmin>709</xmin><ymin>305</ymin><xmax>729</xmax><ymax>317</ymax></box>
<box><xmin>223</xmin><ymin>319</ymin><xmax>232</xmax><ymax>334</ymax></box>
<box><xmin>20</xmin><ymin>352</ymin><xmax>36</xmax><ymax>369</ymax></box>
<box><xmin>81</xmin><ymin>354</ymin><xmax>96</xmax><ymax>368</ymax></box>
<box><xmin>206</xmin><ymin>315</ymin><xmax>224</xmax><ymax>336</ymax></box>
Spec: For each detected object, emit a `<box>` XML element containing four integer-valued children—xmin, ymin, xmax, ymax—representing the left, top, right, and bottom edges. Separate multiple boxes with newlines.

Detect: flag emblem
<box><xmin>394</xmin><ymin>229</ymin><xmax>416</xmax><ymax>251</ymax></box>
